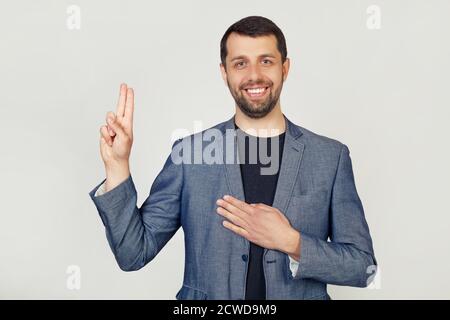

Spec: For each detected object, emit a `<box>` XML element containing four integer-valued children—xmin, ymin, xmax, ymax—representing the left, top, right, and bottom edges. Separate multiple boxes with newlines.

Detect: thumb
<box><xmin>107</xmin><ymin>115</ymin><xmax>125</xmax><ymax>136</ymax></box>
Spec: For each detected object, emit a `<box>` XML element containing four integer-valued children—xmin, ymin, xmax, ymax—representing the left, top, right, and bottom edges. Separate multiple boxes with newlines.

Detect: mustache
<box><xmin>239</xmin><ymin>80</ymin><xmax>273</xmax><ymax>90</ymax></box>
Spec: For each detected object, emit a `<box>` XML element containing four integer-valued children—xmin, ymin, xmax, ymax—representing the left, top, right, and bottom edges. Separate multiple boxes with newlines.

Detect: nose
<box><xmin>247</xmin><ymin>63</ymin><xmax>263</xmax><ymax>82</ymax></box>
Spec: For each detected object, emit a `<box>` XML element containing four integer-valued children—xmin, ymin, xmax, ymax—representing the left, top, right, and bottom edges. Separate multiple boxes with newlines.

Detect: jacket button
<box><xmin>241</xmin><ymin>254</ymin><xmax>248</xmax><ymax>262</ymax></box>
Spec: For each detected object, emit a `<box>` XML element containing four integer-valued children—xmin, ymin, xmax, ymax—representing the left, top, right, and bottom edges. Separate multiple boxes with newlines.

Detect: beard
<box><xmin>227</xmin><ymin>78</ymin><xmax>283</xmax><ymax>119</ymax></box>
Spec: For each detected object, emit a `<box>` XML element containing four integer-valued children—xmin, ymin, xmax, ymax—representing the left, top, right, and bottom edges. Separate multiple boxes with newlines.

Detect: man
<box><xmin>89</xmin><ymin>16</ymin><xmax>377</xmax><ymax>300</ymax></box>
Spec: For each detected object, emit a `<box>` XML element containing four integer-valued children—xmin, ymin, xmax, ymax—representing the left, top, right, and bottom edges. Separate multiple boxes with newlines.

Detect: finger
<box><xmin>107</xmin><ymin>114</ymin><xmax>126</xmax><ymax>137</ymax></box>
<box><xmin>106</xmin><ymin>111</ymin><xmax>116</xmax><ymax>124</ymax></box>
<box><xmin>116</xmin><ymin>83</ymin><xmax>127</xmax><ymax>119</ymax></box>
<box><xmin>100</xmin><ymin>136</ymin><xmax>112</xmax><ymax>157</ymax></box>
<box><xmin>222</xmin><ymin>220</ymin><xmax>249</xmax><ymax>238</ymax></box>
<box><xmin>216</xmin><ymin>206</ymin><xmax>249</xmax><ymax>229</ymax></box>
<box><xmin>100</xmin><ymin>136</ymin><xmax>110</xmax><ymax>149</ymax></box>
<box><xmin>222</xmin><ymin>195</ymin><xmax>255</xmax><ymax>214</ymax></box>
<box><xmin>251</xmin><ymin>203</ymin><xmax>272</xmax><ymax>211</ymax></box>
<box><xmin>107</xmin><ymin>125</ymin><xmax>116</xmax><ymax>137</ymax></box>
<box><xmin>124</xmin><ymin>87</ymin><xmax>134</xmax><ymax>127</ymax></box>
<box><xmin>100</xmin><ymin>136</ymin><xmax>108</xmax><ymax>152</ymax></box>
<box><xmin>100</xmin><ymin>125</ymin><xmax>113</xmax><ymax>146</ymax></box>
<box><xmin>216</xmin><ymin>198</ymin><xmax>248</xmax><ymax>220</ymax></box>
<box><xmin>105</xmin><ymin>112</ymin><xmax>117</xmax><ymax>136</ymax></box>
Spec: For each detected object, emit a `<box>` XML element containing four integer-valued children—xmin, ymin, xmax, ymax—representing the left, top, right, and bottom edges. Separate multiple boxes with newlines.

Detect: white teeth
<box><xmin>247</xmin><ymin>87</ymin><xmax>266</xmax><ymax>94</ymax></box>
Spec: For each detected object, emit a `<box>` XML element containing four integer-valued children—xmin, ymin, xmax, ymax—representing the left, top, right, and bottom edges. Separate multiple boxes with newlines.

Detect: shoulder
<box><xmin>290</xmin><ymin>121</ymin><xmax>346</xmax><ymax>155</ymax></box>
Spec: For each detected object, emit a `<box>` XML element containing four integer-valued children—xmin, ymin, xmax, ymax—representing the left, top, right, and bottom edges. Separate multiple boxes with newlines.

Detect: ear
<box><xmin>220</xmin><ymin>62</ymin><xmax>228</xmax><ymax>86</ymax></box>
<box><xmin>282</xmin><ymin>57</ymin><xmax>290</xmax><ymax>82</ymax></box>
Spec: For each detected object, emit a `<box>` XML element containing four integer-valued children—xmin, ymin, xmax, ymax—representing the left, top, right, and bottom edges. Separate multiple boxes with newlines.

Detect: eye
<box><xmin>262</xmin><ymin>59</ymin><xmax>272</xmax><ymax>65</ymax></box>
<box><xmin>235</xmin><ymin>61</ymin><xmax>246</xmax><ymax>68</ymax></box>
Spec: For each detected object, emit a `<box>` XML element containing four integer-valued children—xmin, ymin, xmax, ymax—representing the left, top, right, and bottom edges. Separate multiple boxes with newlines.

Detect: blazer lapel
<box><xmin>272</xmin><ymin>116</ymin><xmax>305</xmax><ymax>216</ymax></box>
<box><xmin>221</xmin><ymin>115</ymin><xmax>245</xmax><ymax>202</ymax></box>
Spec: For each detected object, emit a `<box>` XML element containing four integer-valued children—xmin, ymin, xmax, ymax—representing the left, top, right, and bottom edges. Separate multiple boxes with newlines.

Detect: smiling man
<box><xmin>89</xmin><ymin>16</ymin><xmax>377</xmax><ymax>300</ymax></box>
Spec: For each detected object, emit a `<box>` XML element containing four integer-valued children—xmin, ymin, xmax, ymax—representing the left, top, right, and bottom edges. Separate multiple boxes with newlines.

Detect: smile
<box><xmin>243</xmin><ymin>86</ymin><xmax>270</xmax><ymax>99</ymax></box>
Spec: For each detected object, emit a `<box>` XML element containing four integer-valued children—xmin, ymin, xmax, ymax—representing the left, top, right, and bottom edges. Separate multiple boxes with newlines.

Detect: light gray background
<box><xmin>1</xmin><ymin>0</ymin><xmax>449</xmax><ymax>299</ymax></box>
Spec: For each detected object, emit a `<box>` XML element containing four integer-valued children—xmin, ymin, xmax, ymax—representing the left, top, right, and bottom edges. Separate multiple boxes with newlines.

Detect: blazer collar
<box><xmin>221</xmin><ymin>113</ymin><xmax>303</xmax><ymax>142</ymax></box>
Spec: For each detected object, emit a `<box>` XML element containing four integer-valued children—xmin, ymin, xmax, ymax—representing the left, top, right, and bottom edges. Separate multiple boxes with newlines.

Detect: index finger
<box><xmin>222</xmin><ymin>195</ymin><xmax>254</xmax><ymax>214</ymax></box>
<box><xmin>116</xmin><ymin>83</ymin><xmax>127</xmax><ymax>119</ymax></box>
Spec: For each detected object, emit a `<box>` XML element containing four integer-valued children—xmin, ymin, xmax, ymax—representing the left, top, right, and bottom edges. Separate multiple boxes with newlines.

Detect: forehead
<box><xmin>226</xmin><ymin>32</ymin><xmax>280</xmax><ymax>60</ymax></box>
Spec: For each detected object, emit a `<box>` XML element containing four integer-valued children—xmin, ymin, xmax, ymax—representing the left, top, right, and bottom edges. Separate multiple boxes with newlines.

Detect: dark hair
<box><xmin>220</xmin><ymin>16</ymin><xmax>287</xmax><ymax>67</ymax></box>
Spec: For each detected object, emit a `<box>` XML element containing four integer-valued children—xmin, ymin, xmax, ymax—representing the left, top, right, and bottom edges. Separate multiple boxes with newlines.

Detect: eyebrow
<box><xmin>230</xmin><ymin>53</ymin><xmax>277</xmax><ymax>62</ymax></box>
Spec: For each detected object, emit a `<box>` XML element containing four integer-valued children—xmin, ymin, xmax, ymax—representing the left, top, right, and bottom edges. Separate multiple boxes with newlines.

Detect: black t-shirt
<box><xmin>234</xmin><ymin>122</ymin><xmax>286</xmax><ymax>300</ymax></box>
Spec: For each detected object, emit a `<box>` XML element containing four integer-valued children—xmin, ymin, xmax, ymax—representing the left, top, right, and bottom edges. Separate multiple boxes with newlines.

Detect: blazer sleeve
<box><xmin>287</xmin><ymin>144</ymin><xmax>378</xmax><ymax>287</ymax></box>
<box><xmin>88</xmin><ymin>139</ymin><xmax>183</xmax><ymax>271</ymax></box>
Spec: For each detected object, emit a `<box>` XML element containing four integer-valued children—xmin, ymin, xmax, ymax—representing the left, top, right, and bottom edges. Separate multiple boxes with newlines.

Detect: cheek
<box><xmin>226</xmin><ymin>73</ymin><xmax>243</xmax><ymax>90</ymax></box>
<box><xmin>267</xmin><ymin>70</ymin><xmax>283</xmax><ymax>86</ymax></box>
<box><xmin>235</xmin><ymin>77</ymin><xmax>247</xmax><ymax>90</ymax></box>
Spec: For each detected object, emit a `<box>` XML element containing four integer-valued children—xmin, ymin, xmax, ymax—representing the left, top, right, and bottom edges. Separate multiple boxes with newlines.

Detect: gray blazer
<box><xmin>89</xmin><ymin>114</ymin><xmax>377</xmax><ymax>300</ymax></box>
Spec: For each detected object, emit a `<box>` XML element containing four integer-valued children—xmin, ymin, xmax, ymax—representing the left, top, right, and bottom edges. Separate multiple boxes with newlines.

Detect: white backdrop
<box><xmin>1</xmin><ymin>0</ymin><xmax>449</xmax><ymax>299</ymax></box>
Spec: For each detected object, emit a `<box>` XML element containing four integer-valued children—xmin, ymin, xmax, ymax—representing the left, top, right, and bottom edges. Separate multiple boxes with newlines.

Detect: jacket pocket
<box><xmin>290</xmin><ymin>189</ymin><xmax>328</xmax><ymax>204</ymax></box>
<box><xmin>287</xmin><ymin>190</ymin><xmax>329</xmax><ymax>231</ymax></box>
<box><xmin>175</xmin><ymin>284</ymin><xmax>208</xmax><ymax>300</ymax></box>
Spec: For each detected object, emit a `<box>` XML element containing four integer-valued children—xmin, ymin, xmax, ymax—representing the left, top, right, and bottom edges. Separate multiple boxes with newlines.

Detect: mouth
<box><xmin>242</xmin><ymin>86</ymin><xmax>270</xmax><ymax>100</ymax></box>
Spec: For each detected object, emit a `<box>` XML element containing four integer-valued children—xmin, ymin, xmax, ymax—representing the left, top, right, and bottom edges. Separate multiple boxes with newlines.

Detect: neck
<box><xmin>234</xmin><ymin>104</ymin><xmax>286</xmax><ymax>137</ymax></box>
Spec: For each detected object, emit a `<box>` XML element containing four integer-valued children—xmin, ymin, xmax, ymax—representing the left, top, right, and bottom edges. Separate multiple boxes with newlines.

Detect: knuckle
<box><xmin>106</xmin><ymin>112</ymin><xmax>116</xmax><ymax>122</ymax></box>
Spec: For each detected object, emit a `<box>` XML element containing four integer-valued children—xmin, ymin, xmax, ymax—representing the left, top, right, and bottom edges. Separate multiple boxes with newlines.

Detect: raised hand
<box><xmin>99</xmin><ymin>83</ymin><xmax>134</xmax><ymax>191</ymax></box>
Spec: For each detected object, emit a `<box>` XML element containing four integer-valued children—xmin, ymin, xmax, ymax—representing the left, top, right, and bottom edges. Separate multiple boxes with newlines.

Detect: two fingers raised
<box><xmin>100</xmin><ymin>83</ymin><xmax>135</xmax><ymax>142</ymax></box>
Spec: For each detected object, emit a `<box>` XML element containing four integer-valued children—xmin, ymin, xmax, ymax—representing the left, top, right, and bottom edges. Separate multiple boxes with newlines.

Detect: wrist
<box><xmin>105</xmin><ymin>159</ymin><xmax>129</xmax><ymax>174</ymax></box>
<box><xmin>105</xmin><ymin>161</ymin><xmax>130</xmax><ymax>192</ymax></box>
<box><xmin>282</xmin><ymin>228</ymin><xmax>301</xmax><ymax>262</ymax></box>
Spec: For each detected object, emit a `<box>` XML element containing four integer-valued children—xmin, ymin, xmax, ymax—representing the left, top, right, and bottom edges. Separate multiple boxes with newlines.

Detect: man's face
<box><xmin>220</xmin><ymin>33</ymin><xmax>290</xmax><ymax>119</ymax></box>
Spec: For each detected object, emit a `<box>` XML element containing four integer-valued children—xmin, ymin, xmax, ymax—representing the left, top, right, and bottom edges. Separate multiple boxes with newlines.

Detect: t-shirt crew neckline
<box><xmin>233</xmin><ymin>122</ymin><xmax>286</xmax><ymax>139</ymax></box>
